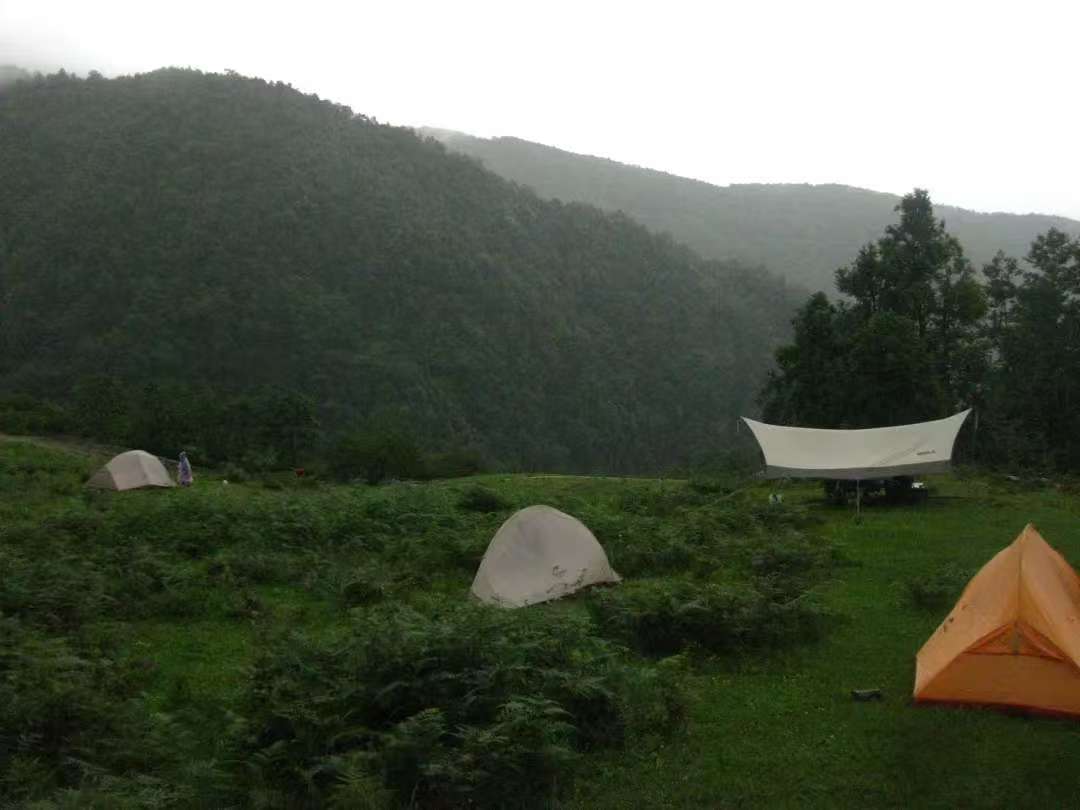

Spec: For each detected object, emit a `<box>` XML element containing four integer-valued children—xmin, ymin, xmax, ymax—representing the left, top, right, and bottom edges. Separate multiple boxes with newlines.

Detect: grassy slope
<box><xmin>574</xmin><ymin>476</ymin><xmax>1080</xmax><ymax>808</ymax></box>
<box><xmin>7</xmin><ymin>441</ymin><xmax>1080</xmax><ymax>806</ymax></box>
<box><xmin>127</xmin><ymin>475</ymin><xmax>1080</xmax><ymax>807</ymax></box>
<box><xmin>128</xmin><ymin>471</ymin><xmax>696</xmax><ymax>710</ymax></box>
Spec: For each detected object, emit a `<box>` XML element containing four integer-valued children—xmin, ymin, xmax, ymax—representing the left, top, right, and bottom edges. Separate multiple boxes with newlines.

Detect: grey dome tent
<box><xmin>471</xmin><ymin>505</ymin><xmax>620</xmax><ymax>608</ymax></box>
<box><xmin>86</xmin><ymin>450</ymin><xmax>175</xmax><ymax>491</ymax></box>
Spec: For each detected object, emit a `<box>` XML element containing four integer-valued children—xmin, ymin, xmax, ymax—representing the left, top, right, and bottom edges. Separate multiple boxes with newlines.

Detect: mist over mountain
<box><xmin>423</xmin><ymin>131</ymin><xmax>1080</xmax><ymax>292</ymax></box>
<box><xmin>0</xmin><ymin>68</ymin><xmax>802</xmax><ymax>472</ymax></box>
<box><xmin>0</xmin><ymin>65</ymin><xmax>32</xmax><ymax>88</ymax></box>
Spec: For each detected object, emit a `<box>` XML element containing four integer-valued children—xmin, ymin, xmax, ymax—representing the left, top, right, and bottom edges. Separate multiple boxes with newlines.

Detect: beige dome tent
<box><xmin>471</xmin><ymin>505</ymin><xmax>620</xmax><ymax>608</ymax></box>
<box><xmin>914</xmin><ymin>524</ymin><xmax>1080</xmax><ymax>717</ymax></box>
<box><xmin>86</xmin><ymin>450</ymin><xmax>175</xmax><ymax>491</ymax></box>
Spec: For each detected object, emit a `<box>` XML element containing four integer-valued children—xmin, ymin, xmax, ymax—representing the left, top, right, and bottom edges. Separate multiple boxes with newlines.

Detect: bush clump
<box><xmin>236</xmin><ymin>603</ymin><xmax>684</xmax><ymax>807</ymax></box>
<box><xmin>906</xmin><ymin>565</ymin><xmax>973</xmax><ymax>610</ymax></box>
<box><xmin>335</xmin><ymin>564</ymin><xmax>391</xmax><ymax>607</ymax></box>
<box><xmin>456</xmin><ymin>485</ymin><xmax>511</xmax><ymax>513</ymax></box>
<box><xmin>330</xmin><ymin>428</ymin><xmax>424</xmax><ymax>484</ymax></box>
<box><xmin>0</xmin><ymin>615</ymin><xmax>194</xmax><ymax>803</ymax></box>
<box><xmin>0</xmin><ymin>395</ymin><xmax>70</xmax><ymax>436</ymax></box>
<box><xmin>421</xmin><ymin>449</ymin><xmax>485</xmax><ymax>480</ymax></box>
<box><xmin>590</xmin><ymin>578</ymin><xmax>831</xmax><ymax>657</ymax></box>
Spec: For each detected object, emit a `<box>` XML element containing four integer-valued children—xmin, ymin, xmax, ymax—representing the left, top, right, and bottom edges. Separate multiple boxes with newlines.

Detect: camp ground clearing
<box><xmin>5</xmin><ymin>439</ymin><xmax>1080</xmax><ymax>807</ymax></box>
<box><xmin>586</xmin><ymin>480</ymin><xmax>1080</xmax><ymax>808</ymax></box>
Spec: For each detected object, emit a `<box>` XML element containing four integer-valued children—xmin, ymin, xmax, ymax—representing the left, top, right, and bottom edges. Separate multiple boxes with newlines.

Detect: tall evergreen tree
<box><xmin>763</xmin><ymin>190</ymin><xmax>984</xmax><ymax>427</ymax></box>
<box><xmin>982</xmin><ymin>251</ymin><xmax>1021</xmax><ymax>346</ymax></box>
<box><xmin>988</xmin><ymin>229</ymin><xmax>1080</xmax><ymax>467</ymax></box>
<box><xmin>760</xmin><ymin>293</ymin><xmax>843</xmax><ymax>426</ymax></box>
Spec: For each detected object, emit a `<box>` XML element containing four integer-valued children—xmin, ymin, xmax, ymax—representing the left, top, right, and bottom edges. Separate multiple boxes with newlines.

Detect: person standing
<box><xmin>178</xmin><ymin>451</ymin><xmax>194</xmax><ymax>487</ymax></box>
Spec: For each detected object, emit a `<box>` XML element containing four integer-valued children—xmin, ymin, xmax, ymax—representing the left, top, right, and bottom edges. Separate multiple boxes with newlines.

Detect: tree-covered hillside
<box><xmin>425</xmin><ymin>131</ymin><xmax>1080</xmax><ymax>294</ymax></box>
<box><xmin>0</xmin><ymin>69</ymin><xmax>801</xmax><ymax>472</ymax></box>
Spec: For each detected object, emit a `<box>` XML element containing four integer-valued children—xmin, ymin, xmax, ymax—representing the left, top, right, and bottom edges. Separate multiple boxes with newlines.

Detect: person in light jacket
<box><xmin>178</xmin><ymin>451</ymin><xmax>194</xmax><ymax>487</ymax></box>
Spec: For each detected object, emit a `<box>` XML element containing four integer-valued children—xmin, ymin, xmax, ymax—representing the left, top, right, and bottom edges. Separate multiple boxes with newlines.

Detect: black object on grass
<box><xmin>851</xmin><ymin>688</ymin><xmax>884</xmax><ymax>702</ymax></box>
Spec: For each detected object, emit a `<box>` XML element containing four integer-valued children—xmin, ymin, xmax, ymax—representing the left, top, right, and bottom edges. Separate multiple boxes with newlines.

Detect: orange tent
<box><xmin>914</xmin><ymin>524</ymin><xmax>1080</xmax><ymax>717</ymax></box>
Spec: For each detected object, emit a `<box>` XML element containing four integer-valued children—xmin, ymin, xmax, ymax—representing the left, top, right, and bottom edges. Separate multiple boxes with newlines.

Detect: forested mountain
<box><xmin>424</xmin><ymin>131</ymin><xmax>1080</xmax><ymax>293</ymax></box>
<box><xmin>0</xmin><ymin>69</ymin><xmax>802</xmax><ymax>473</ymax></box>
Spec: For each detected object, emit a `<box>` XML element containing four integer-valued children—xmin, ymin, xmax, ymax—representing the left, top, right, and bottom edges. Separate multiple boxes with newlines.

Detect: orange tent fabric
<box><xmin>914</xmin><ymin>524</ymin><xmax>1080</xmax><ymax>717</ymax></box>
<box><xmin>915</xmin><ymin>527</ymin><xmax>1080</xmax><ymax>717</ymax></box>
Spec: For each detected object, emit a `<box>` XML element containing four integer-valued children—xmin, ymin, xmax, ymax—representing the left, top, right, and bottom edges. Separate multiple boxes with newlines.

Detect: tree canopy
<box><xmin>762</xmin><ymin>190</ymin><xmax>984</xmax><ymax>428</ymax></box>
<box><xmin>984</xmin><ymin>229</ymin><xmax>1080</xmax><ymax>467</ymax></box>
<box><xmin>762</xmin><ymin>189</ymin><xmax>1080</xmax><ymax>472</ymax></box>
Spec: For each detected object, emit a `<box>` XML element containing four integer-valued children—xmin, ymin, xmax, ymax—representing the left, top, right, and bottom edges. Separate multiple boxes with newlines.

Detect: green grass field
<box><xmin>575</xmin><ymin>477</ymin><xmax>1080</xmax><ymax>808</ymax></box>
<box><xmin>4</xmin><ymin>438</ymin><xmax>1080</xmax><ymax>808</ymax></box>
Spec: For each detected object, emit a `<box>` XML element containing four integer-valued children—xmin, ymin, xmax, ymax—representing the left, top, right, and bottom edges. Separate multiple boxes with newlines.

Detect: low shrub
<box><xmin>421</xmin><ymin>449</ymin><xmax>485</xmax><ymax>480</ymax></box>
<box><xmin>209</xmin><ymin>548</ymin><xmax>297</xmax><ymax>586</ymax></box>
<box><xmin>219</xmin><ymin>462</ymin><xmax>250</xmax><ymax>483</ymax></box>
<box><xmin>0</xmin><ymin>395</ymin><xmax>70</xmax><ymax>435</ymax></box>
<box><xmin>0</xmin><ymin>547</ymin><xmax>113</xmax><ymax>632</ymax></box>
<box><xmin>601</xmin><ymin>525</ymin><xmax>698</xmax><ymax>578</ymax></box>
<box><xmin>687</xmin><ymin>471</ymin><xmax>747</xmax><ymax>496</ymax></box>
<box><xmin>330</xmin><ymin>429</ymin><xmax>424</xmax><ymax>484</ymax></box>
<box><xmin>456</xmin><ymin>485</ymin><xmax>511</xmax><ymax>513</ymax></box>
<box><xmin>906</xmin><ymin>565</ymin><xmax>973</xmax><ymax>610</ymax></box>
<box><xmin>376</xmin><ymin>700</ymin><xmax>577</xmax><ymax>807</ymax></box>
<box><xmin>0</xmin><ymin>616</ymin><xmax>172</xmax><ymax>802</ymax></box>
<box><xmin>618</xmin><ymin>485</ymin><xmax>700</xmax><ymax>517</ymax></box>
<box><xmin>111</xmin><ymin>547</ymin><xmax>205</xmax><ymax>619</ymax></box>
<box><xmin>42</xmin><ymin>505</ymin><xmax>105</xmax><ymax>541</ymax></box>
<box><xmin>590</xmin><ymin>578</ymin><xmax>831</xmax><ymax>657</ymax></box>
<box><xmin>749</xmin><ymin>536</ymin><xmax>826</xmax><ymax>578</ymax></box>
<box><xmin>236</xmin><ymin>602</ymin><xmax>684</xmax><ymax>807</ymax></box>
<box><xmin>743</xmin><ymin>532</ymin><xmax>845</xmax><ymax>598</ymax></box>
<box><xmin>336</xmin><ymin>564</ymin><xmax>390</xmax><ymax>607</ymax></box>
<box><xmin>0</xmin><ymin>442</ymin><xmax>92</xmax><ymax>498</ymax></box>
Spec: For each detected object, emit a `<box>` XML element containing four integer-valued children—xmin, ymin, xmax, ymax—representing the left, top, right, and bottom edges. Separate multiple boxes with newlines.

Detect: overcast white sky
<box><xmin>3</xmin><ymin>0</ymin><xmax>1078</xmax><ymax>219</ymax></box>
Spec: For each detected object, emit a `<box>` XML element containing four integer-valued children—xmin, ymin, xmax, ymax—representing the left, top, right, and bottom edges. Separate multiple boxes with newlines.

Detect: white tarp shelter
<box><xmin>86</xmin><ymin>450</ymin><xmax>175</xmax><ymax>491</ymax></box>
<box><xmin>742</xmin><ymin>409</ymin><xmax>971</xmax><ymax>480</ymax></box>
<box><xmin>471</xmin><ymin>505</ymin><xmax>621</xmax><ymax>608</ymax></box>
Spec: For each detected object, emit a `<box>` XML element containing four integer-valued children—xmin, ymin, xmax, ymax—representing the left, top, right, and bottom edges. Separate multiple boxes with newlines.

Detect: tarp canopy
<box><xmin>471</xmin><ymin>505</ymin><xmax>620</xmax><ymax>608</ymax></box>
<box><xmin>914</xmin><ymin>524</ymin><xmax>1080</xmax><ymax>717</ymax></box>
<box><xmin>742</xmin><ymin>410</ymin><xmax>971</xmax><ymax>480</ymax></box>
<box><xmin>86</xmin><ymin>450</ymin><xmax>174</xmax><ymax>491</ymax></box>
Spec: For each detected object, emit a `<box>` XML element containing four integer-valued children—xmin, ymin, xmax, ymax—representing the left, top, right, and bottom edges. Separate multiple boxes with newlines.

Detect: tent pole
<box><xmin>856</xmin><ymin>479</ymin><xmax>862</xmax><ymax>521</ymax></box>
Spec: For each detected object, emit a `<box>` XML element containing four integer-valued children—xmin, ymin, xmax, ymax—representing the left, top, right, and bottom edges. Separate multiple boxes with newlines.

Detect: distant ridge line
<box><xmin>423</xmin><ymin>128</ymin><xmax>1080</xmax><ymax>292</ymax></box>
